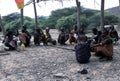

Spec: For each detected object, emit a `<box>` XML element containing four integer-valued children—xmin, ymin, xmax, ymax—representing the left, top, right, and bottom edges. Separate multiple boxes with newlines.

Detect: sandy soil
<box><xmin>0</xmin><ymin>30</ymin><xmax>120</xmax><ymax>81</ymax></box>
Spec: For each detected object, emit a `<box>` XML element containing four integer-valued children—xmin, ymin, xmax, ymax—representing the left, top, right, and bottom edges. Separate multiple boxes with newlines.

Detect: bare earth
<box><xmin>0</xmin><ymin>30</ymin><xmax>120</xmax><ymax>81</ymax></box>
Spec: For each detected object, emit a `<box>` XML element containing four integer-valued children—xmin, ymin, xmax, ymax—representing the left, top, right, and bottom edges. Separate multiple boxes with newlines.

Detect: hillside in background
<box><xmin>106</xmin><ymin>6</ymin><xmax>120</xmax><ymax>15</ymax></box>
<box><xmin>1</xmin><ymin>6</ymin><xmax>120</xmax><ymax>33</ymax></box>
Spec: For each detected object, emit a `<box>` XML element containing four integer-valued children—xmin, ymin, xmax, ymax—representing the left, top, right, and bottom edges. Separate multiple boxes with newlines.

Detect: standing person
<box><xmin>93</xmin><ymin>30</ymin><xmax>113</xmax><ymax>61</ymax></box>
<box><xmin>75</xmin><ymin>35</ymin><xmax>91</xmax><ymax>64</ymax></box>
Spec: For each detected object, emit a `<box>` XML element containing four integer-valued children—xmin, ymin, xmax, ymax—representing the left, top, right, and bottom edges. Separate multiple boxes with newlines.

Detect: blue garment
<box><xmin>75</xmin><ymin>43</ymin><xmax>91</xmax><ymax>63</ymax></box>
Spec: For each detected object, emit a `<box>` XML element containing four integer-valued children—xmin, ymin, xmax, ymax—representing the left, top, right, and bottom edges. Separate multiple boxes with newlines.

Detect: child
<box><xmin>75</xmin><ymin>35</ymin><xmax>91</xmax><ymax>64</ymax></box>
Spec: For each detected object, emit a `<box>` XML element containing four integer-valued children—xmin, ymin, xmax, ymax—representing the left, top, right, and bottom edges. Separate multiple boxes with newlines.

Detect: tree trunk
<box><xmin>0</xmin><ymin>15</ymin><xmax>5</xmax><ymax>36</ymax></box>
<box><xmin>119</xmin><ymin>0</ymin><xmax>120</xmax><ymax>10</ymax></box>
<box><xmin>33</xmin><ymin>0</ymin><xmax>38</xmax><ymax>29</ymax></box>
<box><xmin>76</xmin><ymin>0</ymin><xmax>81</xmax><ymax>35</ymax></box>
<box><xmin>119</xmin><ymin>0</ymin><xmax>120</xmax><ymax>5</ymax></box>
<box><xmin>100</xmin><ymin>0</ymin><xmax>104</xmax><ymax>31</ymax></box>
<box><xmin>21</xmin><ymin>9</ymin><xmax>24</xmax><ymax>29</ymax></box>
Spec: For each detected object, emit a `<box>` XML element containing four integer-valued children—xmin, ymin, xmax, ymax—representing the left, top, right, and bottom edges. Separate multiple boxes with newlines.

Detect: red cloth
<box><xmin>15</xmin><ymin>0</ymin><xmax>24</xmax><ymax>3</ymax></box>
<box><xmin>15</xmin><ymin>0</ymin><xmax>24</xmax><ymax>9</ymax></box>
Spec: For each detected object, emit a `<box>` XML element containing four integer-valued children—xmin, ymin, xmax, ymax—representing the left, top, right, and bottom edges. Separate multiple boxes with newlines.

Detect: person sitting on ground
<box><xmin>75</xmin><ymin>35</ymin><xmax>91</xmax><ymax>64</ymax></box>
<box><xmin>91</xmin><ymin>28</ymin><xmax>98</xmax><ymax>43</ymax></box>
<box><xmin>109</xmin><ymin>25</ymin><xmax>119</xmax><ymax>43</ymax></box>
<box><xmin>69</xmin><ymin>26</ymin><xmax>77</xmax><ymax>44</ymax></box>
<box><xmin>44</xmin><ymin>27</ymin><xmax>56</xmax><ymax>45</ymax></box>
<box><xmin>39</xmin><ymin>29</ymin><xmax>47</xmax><ymax>45</ymax></box>
<box><xmin>58</xmin><ymin>28</ymin><xmax>69</xmax><ymax>45</ymax></box>
<box><xmin>34</xmin><ymin>28</ymin><xmax>41</xmax><ymax>45</ymax></box>
<box><xmin>90</xmin><ymin>30</ymin><xmax>102</xmax><ymax>51</ymax></box>
<box><xmin>19</xmin><ymin>29</ymin><xmax>27</xmax><ymax>46</ymax></box>
<box><xmin>13</xmin><ymin>27</ymin><xmax>19</xmax><ymax>37</ymax></box>
<box><xmin>22</xmin><ymin>25</ymin><xmax>31</xmax><ymax>46</ymax></box>
<box><xmin>4</xmin><ymin>29</ymin><xmax>17</xmax><ymax>50</ymax></box>
<box><xmin>93</xmin><ymin>30</ymin><xmax>113</xmax><ymax>61</ymax></box>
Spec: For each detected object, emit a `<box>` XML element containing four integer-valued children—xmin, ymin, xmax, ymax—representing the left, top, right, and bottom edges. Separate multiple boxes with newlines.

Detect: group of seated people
<box><xmin>74</xmin><ymin>25</ymin><xmax>119</xmax><ymax>64</ymax></box>
<box><xmin>58</xmin><ymin>26</ymin><xmax>78</xmax><ymax>45</ymax></box>
<box><xmin>34</xmin><ymin>27</ymin><xmax>56</xmax><ymax>46</ymax></box>
<box><xmin>3</xmin><ymin>25</ymin><xmax>31</xmax><ymax>51</ymax></box>
<box><xmin>2</xmin><ymin>25</ymin><xmax>119</xmax><ymax>64</ymax></box>
<box><xmin>3</xmin><ymin>26</ymin><xmax>58</xmax><ymax>51</ymax></box>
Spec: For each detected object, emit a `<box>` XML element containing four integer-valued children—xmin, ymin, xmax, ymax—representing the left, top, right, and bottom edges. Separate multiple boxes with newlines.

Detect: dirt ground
<box><xmin>0</xmin><ymin>30</ymin><xmax>120</xmax><ymax>81</ymax></box>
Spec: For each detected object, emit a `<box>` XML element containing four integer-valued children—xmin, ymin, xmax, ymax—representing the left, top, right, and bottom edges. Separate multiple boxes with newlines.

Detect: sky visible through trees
<box><xmin>0</xmin><ymin>0</ymin><xmax>119</xmax><ymax>18</ymax></box>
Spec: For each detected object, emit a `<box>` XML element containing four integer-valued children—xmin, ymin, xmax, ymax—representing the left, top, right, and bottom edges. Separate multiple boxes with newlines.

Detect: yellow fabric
<box><xmin>16</xmin><ymin>2</ymin><xmax>24</xmax><ymax>9</ymax></box>
<box><xmin>44</xmin><ymin>33</ymin><xmax>47</xmax><ymax>39</ymax></box>
<box><xmin>21</xmin><ymin>43</ymin><xmax>25</xmax><ymax>51</ymax></box>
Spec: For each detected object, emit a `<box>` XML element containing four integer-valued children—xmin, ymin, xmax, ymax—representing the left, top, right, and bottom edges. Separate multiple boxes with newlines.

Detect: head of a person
<box><xmin>97</xmin><ymin>31</ymin><xmax>102</xmax><ymax>36</ymax></box>
<box><xmin>77</xmin><ymin>35</ymin><xmax>87</xmax><ymax>43</ymax></box>
<box><xmin>79</xmin><ymin>28</ymin><xmax>85</xmax><ymax>35</ymax></box>
<box><xmin>6</xmin><ymin>29</ymin><xmax>13</xmax><ymax>34</ymax></box>
<box><xmin>92</xmin><ymin>28</ymin><xmax>98</xmax><ymax>35</ymax></box>
<box><xmin>22</xmin><ymin>25</ymin><xmax>27</xmax><ymax>30</ymax></box>
<box><xmin>110</xmin><ymin>24</ymin><xmax>114</xmax><ymax>30</ymax></box>
<box><xmin>102</xmin><ymin>30</ymin><xmax>109</xmax><ymax>37</ymax></box>
<box><xmin>46</xmin><ymin>27</ymin><xmax>50</xmax><ymax>33</ymax></box>
<box><xmin>6</xmin><ymin>28</ymin><xmax>10</xmax><ymax>32</ymax></box>
<box><xmin>74</xmin><ymin>25</ymin><xmax>77</xmax><ymax>32</ymax></box>
<box><xmin>22</xmin><ymin>29</ymin><xmax>25</xmax><ymax>33</ymax></box>
<box><xmin>36</xmin><ymin>28</ymin><xmax>40</xmax><ymax>33</ymax></box>
<box><xmin>60</xmin><ymin>27</ymin><xmax>65</xmax><ymax>32</ymax></box>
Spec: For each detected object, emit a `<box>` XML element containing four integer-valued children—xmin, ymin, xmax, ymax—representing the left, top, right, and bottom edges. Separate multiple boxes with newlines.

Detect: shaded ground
<box><xmin>0</xmin><ymin>30</ymin><xmax>120</xmax><ymax>81</ymax></box>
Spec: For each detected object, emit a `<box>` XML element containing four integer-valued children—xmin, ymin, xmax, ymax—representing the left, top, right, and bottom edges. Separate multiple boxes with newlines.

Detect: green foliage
<box><xmin>2</xmin><ymin>13</ymin><xmax>20</xmax><ymax>22</ymax></box>
<box><xmin>37</xmin><ymin>16</ymin><xmax>48</xmax><ymax>29</ymax></box>
<box><xmin>2</xmin><ymin>13</ymin><xmax>34</xmax><ymax>32</ymax></box>
<box><xmin>87</xmin><ymin>12</ymin><xmax>119</xmax><ymax>30</ymax></box>
<box><xmin>56</xmin><ymin>13</ymin><xmax>89</xmax><ymax>31</ymax></box>
<box><xmin>56</xmin><ymin>13</ymin><xmax>77</xmax><ymax>31</ymax></box>
<box><xmin>81</xmin><ymin>9</ymin><xmax>99</xmax><ymax>18</ymax></box>
<box><xmin>104</xmin><ymin>13</ymin><xmax>119</xmax><ymax>25</ymax></box>
<box><xmin>48</xmin><ymin>7</ymin><xmax>77</xmax><ymax>28</ymax></box>
<box><xmin>2</xmin><ymin>7</ymin><xmax>120</xmax><ymax>34</ymax></box>
<box><xmin>87</xmin><ymin>12</ymin><xmax>101</xmax><ymax>28</ymax></box>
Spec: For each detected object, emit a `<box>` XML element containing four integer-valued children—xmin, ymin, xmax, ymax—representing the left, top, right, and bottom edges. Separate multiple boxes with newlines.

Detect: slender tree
<box><xmin>33</xmin><ymin>0</ymin><xmax>38</xmax><ymax>29</ymax></box>
<box><xmin>0</xmin><ymin>14</ymin><xmax>5</xmax><ymax>36</ymax></box>
<box><xmin>21</xmin><ymin>9</ymin><xmax>24</xmax><ymax>29</ymax></box>
<box><xmin>100</xmin><ymin>0</ymin><xmax>104</xmax><ymax>31</ymax></box>
<box><xmin>119</xmin><ymin>0</ymin><xmax>120</xmax><ymax>10</ymax></box>
<box><xmin>119</xmin><ymin>0</ymin><xmax>120</xmax><ymax>5</ymax></box>
<box><xmin>76</xmin><ymin>0</ymin><xmax>81</xmax><ymax>35</ymax></box>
